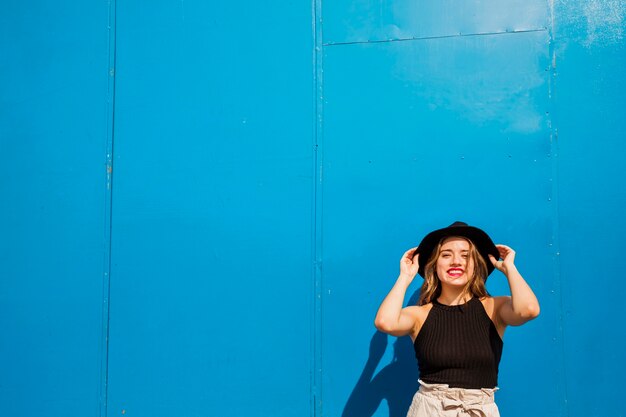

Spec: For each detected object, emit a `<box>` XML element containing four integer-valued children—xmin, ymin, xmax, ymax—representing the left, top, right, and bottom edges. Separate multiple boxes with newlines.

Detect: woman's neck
<box><xmin>437</xmin><ymin>287</ymin><xmax>472</xmax><ymax>306</ymax></box>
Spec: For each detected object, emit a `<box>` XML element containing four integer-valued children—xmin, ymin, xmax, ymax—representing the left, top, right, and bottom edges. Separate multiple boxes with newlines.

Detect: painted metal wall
<box><xmin>105</xmin><ymin>2</ymin><xmax>314</xmax><ymax>416</ymax></box>
<box><xmin>321</xmin><ymin>1</ymin><xmax>559</xmax><ymax>415</ymax></box>
<box><xmin>553</xmin><ymin>1</ymin><xmax>626</xmax><ymax>415</ymax></box>
<box><xmin>1</xmin><ymin>1</ymin><xmax>624</xmax><ymax>417</ymax></box>
<box><xmin>1</xmin><ymin>2</ymin><xmax>112</xmax><ymax>416</ymax></box>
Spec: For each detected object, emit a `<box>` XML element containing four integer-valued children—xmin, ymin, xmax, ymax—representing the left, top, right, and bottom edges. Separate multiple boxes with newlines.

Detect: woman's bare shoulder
<box><xmin>404</xmin><ymin>303</ymin><xmax>434</xmax><ymax>340</ymax></box>
<box><xmin>479</xmin><ymin>296</ymin><xmax>509</xmax><ymax>337</ymax></box>
<box><xmin>480</xmin><ymin>295</ymin><xmax>511</xmax><ymax>313</ymax></box>
<box><xmin>404</xmin><ymin>303</ymin><xmax>433</xmax><ymax>318</ymax></box>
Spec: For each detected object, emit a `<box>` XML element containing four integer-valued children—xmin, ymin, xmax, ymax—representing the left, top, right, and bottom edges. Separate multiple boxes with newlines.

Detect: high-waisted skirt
<box><xmin>406</xmin><ymin>380</ymin><xmax>500</xmax><ymax>417</ymax></box>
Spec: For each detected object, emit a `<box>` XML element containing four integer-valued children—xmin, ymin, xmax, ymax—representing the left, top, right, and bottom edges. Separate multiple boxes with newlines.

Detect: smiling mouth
<box><xmin>447</xmin><ymin>268</ymin><xmax>464</xmax><ymax>277</ymax></box>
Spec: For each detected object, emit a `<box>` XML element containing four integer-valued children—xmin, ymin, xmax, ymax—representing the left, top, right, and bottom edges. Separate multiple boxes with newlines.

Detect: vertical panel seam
<box><xmin>547</xmin><ymin>1</ymin><xmax>569</xmax><ymax>415</ymax></box>
<box><xmin>312</xmin><ymin>0</ymin><xmax>324</xmax><ymax>415</ymax></box>
<box><xmin>100</xmin><ymin>1</ymin><xmax>117</xmax><ymax>416</ymax></box>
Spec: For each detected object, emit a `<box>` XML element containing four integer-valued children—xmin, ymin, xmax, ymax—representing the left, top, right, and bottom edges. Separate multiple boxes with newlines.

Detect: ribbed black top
<box><xmin>413</xmin><ymin>297</ymin><xmax>503</xmax><ymax>389</ymax></box>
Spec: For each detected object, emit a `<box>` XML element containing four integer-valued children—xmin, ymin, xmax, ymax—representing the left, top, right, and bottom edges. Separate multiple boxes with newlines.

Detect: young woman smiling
<box><xmin>374</xmin><ymin>222</ymin><xmax>540</xmax><ymax>417</ymax></box>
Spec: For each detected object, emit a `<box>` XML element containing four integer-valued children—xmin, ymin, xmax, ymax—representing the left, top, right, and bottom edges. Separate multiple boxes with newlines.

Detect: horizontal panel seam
<box><xmin>324</xmin><ymin>27</ymin><xmax>548</xmax><ymax>46</ymax></box>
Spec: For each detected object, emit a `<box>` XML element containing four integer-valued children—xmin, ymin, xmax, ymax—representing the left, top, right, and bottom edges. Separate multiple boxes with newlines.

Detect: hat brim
<box><xmin>416</xmin><ymin>223</ymin><xmax>499</xmax><ymax>279</ymax></box>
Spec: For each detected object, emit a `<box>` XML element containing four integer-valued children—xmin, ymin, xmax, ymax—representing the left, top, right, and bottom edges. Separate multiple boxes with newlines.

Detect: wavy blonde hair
<box><xmin>417</xmin><ymin>237</ymin><xmax>490</xmax><ymax>306</ymax></box>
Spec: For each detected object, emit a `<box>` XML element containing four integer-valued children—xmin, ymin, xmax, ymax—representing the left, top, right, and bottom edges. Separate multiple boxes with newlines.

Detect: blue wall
<box><xmin>1</xmin><ymin>1</ymin><xmax>624</xmax><ymax>416</ymax></box>
<box><xmin>1</xmin><ymin>2</ymin><xmax>111</xmax><ymax>416</ymax></box>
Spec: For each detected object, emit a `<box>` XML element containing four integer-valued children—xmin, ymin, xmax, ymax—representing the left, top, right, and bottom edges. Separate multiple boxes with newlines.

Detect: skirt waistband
<box><xmin>418</xmin><ymin>379</ymin><xmax>497</xmax><ymax>404</ymax></box>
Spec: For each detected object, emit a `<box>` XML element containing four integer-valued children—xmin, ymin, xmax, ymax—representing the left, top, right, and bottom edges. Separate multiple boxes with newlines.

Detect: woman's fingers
<box><xmin>495</xmin><ymin>244</ymin><xmax>515</xmax><ymax>258</ymax></box>
<box><xmin>493</xmin><ymin>244</ymin><xmax>516</xmax><ymax>269</ymax></box>
<box><xmin>400</xmin><ymin>247</ymin><xmax>420</xmax><ymax>276</ymax></box>
<box><xmin>496</xmin><ymin>244</ymin><xmax>514</xmax><ymax>253</ymax></box>
<box><xmin>403</xmin><ymin>247</ymin><xmax>418</xmax><ymax>260</ymax></box>
<box><xmin>402</xmin><ymin>247</ymin><xmax>413</xmax><ymax>257</ymax></box>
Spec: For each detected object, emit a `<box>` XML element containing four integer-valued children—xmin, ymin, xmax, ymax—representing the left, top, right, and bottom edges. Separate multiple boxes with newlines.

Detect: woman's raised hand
<box><xmin>488</xmin><ymin>244</ymin><xmax>516</xmax><ymax>274</ymax></box>
<box><xmin>400</xmin><ymin>247</ymin><xmax>420</xmax><ymax>279</ymax></box>
<box><xmin>374</xmin><ymin>247</ymin><xmax>421</xmax><ymax>335</ymax></box>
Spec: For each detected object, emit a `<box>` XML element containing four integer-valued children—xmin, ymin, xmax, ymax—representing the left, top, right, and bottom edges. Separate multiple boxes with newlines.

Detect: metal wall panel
<box><xmin>320</xmin><ymin>30</ymin><xmax>562</xmax><ymax>417</ymax></box>
<box><xmin>553</xmin><ymin>2</ymin><xmax>626</xmax><ymax>416</ymax></box>
<box><xmin>323</xmin><ymin>0</ymin><xmax>549</xmax><ymax>44</ymax></box>
<box><xmin>105</xmin><ymin>2</ymin><xmax>314</xmax><ymax>416</ymax></box>
<box><xmin>2</xmin><ymin>0</ymin><xmax>625</xmax><ymax>416</ymax></box>
<box><xmin>0</xmin><ymin>2</ymin><xmax>111</xmax><ymax>416</ymax></box>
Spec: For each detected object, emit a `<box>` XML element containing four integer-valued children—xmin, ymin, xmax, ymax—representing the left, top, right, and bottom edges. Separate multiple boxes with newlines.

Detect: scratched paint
<box><xmin>583</xmin><ymin>0</ymin><xmax>625</xmax><ymax>45</ymax></box>
<box><xmin>555</xmin><ymin>0</ymin><xmax>626</xmax><ymax>46</ymax></box>
<box><xmin>386</xmin><ymin>31</ymin><xmax>550</xmax><ymax>133</ymax></box>
<box><xmin>323</xmin><ymin>0</ymin><xmax>548</xmax><ymax>44</ymax></box>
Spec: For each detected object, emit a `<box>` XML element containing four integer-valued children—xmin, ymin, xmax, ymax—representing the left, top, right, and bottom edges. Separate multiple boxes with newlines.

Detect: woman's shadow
<box><xmin>342</xmin><ymin>291</ymin><xmax>420</xmax><ymax>417</ymax></box>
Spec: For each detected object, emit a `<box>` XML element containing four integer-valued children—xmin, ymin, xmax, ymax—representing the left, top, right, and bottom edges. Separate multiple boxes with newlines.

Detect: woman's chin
<box><xmin>441</xmin><ymin>276</ymin><xmax>469</xmax><ymax>287</ymax></box>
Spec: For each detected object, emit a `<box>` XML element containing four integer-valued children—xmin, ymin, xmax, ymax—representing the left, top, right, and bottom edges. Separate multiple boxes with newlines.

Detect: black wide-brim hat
<box><xmin>416</xmin><ymin>221</ymin><xmax>499</xmax><ymax>279</ymax></box>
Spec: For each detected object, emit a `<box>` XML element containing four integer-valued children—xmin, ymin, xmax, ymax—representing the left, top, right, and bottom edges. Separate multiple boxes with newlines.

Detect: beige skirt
<box><xmin>406</xmin><ymin>380</ymin><xmax>500</xmax><ymax>417</ymax></box>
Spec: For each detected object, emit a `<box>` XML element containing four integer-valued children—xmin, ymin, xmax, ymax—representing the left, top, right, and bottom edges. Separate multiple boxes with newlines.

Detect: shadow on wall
<box><xmin>342</xmin><ymin>292</ymin><xmax>421</xmax><ymax>417</ymax></box>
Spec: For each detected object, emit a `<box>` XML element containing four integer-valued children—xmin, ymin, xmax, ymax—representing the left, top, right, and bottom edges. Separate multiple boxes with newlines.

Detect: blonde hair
<box><xmin>417</xmin><ymin>237</ymin><xmax>489</xmax><ymax>306</ymax></box>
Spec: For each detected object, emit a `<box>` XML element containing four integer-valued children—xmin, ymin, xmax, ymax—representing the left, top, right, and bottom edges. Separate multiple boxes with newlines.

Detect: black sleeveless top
<box><xmin>413</xmin><ymin>297</ymin><xmax>503</xmax><ymax>389</ymax></box>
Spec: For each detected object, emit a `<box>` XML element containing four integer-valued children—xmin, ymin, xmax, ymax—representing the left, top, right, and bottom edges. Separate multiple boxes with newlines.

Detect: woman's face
<box><xmin>436</xmin><ymin>237</ymin><xmax>474</xmax><ymax>287</ymax></box>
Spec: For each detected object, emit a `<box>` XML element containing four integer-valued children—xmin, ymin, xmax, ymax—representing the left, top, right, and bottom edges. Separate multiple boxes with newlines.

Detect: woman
<box><xmin>374</xmin><ymin>221</ymin><xmax>539</xmax><ymax>417</ymax></box>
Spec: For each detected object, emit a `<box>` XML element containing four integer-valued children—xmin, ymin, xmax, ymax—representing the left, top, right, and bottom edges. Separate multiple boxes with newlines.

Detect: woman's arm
<box><xmin>374</xmin><ymin>248</ymin><xmax>420</xmax><ymax>336</ymax></box>
<box><xmin>489</xmin><ymin>244</ymin><xmax>540</xmax><ymax>326</ymax></box>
